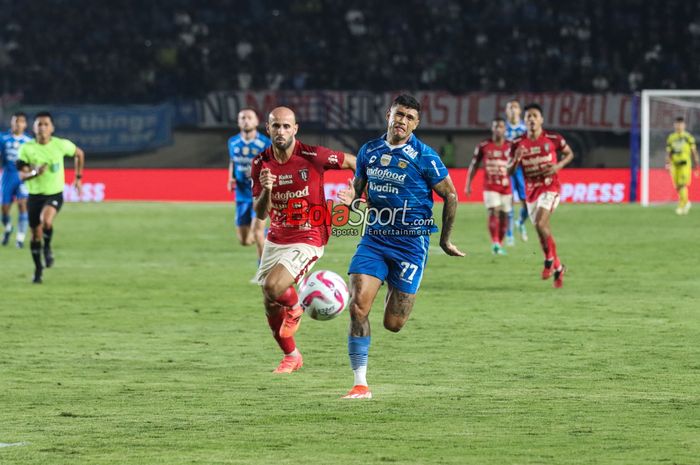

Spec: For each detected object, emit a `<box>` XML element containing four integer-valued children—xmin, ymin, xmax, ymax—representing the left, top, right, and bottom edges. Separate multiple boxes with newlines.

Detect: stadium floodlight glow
<box><xmin>640</xmin><ymin>89</ymin><xmax>700</xmax><ymax>206</ymax></box>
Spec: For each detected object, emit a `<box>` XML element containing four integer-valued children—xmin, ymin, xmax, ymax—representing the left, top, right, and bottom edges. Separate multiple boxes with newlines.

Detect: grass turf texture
<box><xmin>1</xmin><ymin>202</ymin><xmax>698</xmax><ymax>465</ymax></box>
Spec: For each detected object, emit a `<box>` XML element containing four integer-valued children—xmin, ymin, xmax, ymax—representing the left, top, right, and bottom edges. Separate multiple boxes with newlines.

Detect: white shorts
<box><xmin>527</xmin><ymin>191</ymin><xmax>560</xmax><ymax>224</ymax></box>
<box><xmin>483</xmin><ymin>191</ymin><xmax>513</xmax><ymax>213</ymax></box>
<box><xmin>255</xmin><ymin>240</ymin><xmax>324</xmax><ymax>285</ymax></box>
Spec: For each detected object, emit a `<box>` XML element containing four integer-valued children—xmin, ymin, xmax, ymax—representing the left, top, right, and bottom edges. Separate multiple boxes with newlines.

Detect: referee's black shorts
<box><xmin>28</xmin><ymin>192</ymin><xmax>64</xmax><ymax>228</ymax></box>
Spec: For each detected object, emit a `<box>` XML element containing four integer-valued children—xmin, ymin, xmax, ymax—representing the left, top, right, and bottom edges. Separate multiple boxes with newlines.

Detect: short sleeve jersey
<box><xmin>354</xmin><ymin>134</ymin><xmax>448</xmax><ymax>235</ymax></box>
<box><xmin>18</xmin><ymin>137</ymin><xmax>77</xmax><ymax>195</ymax></box>
<box><xmin>666</xmin><ymin>131</ymin><xmax>696</xmax><ymax>166</ymax></box>
<box><xmin>251</xmin><ymin>140</ymin><xmax>346</xmax><ymax>247</ymax></box>
<box><xmin>473</xmin><ymin>139</ymin><xmax>512</xmax><ymax>195</ymax></box>
<box><xmin>510</xmin><ymin>130</ymin><xmax>567</xmax><ymax>203</ymax></box>
<box><xmin>228</xmin><ymin>132</ymin><xmax>271</xmax><ymax>202</ymax></box>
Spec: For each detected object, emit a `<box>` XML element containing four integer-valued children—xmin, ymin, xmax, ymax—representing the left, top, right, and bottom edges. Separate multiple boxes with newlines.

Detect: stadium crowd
<box><xmin>1</xmin><ymin>0</ymin><xmax>698</xmax><ymax>103</ymax></box>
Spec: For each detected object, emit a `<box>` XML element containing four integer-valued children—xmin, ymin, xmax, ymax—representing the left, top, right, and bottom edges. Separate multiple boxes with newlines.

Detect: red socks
<box><xmin>266</xmin><ymin>311</ymin><xmax>296</xmax><ymax>354</ymax></box>
<box><xmin>539</xmin><ymin>234</ymin><xmax>559</xmax><ymax>266</ymax></box>
<box><xmin>498</xmin><ymin>215</ymin><xmax>508</xmax><ymax>243</ymax></box>
<box><xmin>488</xmin><ymin>215</ymin><xmax>499</xmax><ymax>243</ymax></box>
<box><xmin>275</xmin><ymin>286</ymin><xmax>299</xmax><ymax>307</ymax></box>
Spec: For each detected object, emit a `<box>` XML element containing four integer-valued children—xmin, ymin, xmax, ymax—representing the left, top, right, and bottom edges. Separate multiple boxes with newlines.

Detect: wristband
<box><xmin>30</xmin><ymin>169</ymin><xmax>37</xmax><ymax>177</ymax></box>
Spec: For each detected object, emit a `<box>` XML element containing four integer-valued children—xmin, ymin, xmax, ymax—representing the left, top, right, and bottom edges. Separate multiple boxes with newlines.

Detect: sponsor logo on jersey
<box><xmin>544</xmin><ymin>143</ymin><xmax>550</xmax><ymax>152</ymax></box>
<box><xmin>271</xmin><ymin>185</ymin><xmax>309</xmax><ymax>202</ymax></box>
<box><xmin>380</xmin><ymin>154</ymin><xmax>392</xmax><ymax>166</ymax></box>
<box><xmin>368</xmin><ymin>181</ymin><xmax>399</xmax><ymax>195</ymax></box>
<box><xmin>366</xmin><ymin>167</ymin><xmax>407</xmax><ymax>184</ymax></box>
<box><xmin>242</xmin><ymin>147</ymin><xmax>250</xmax><ymax>155</ymax></box>
<box><xmin>301</xmin><ymin>150</ymin><xmax>317</xmax><ymax>157</ymax></box>
<box><xmin>328</xmin><ymin>153</ymin><xmax>339</xmax><ymax>166</ymax></box>
<box><xmin>278</xmin><ymin>174</ymin><xmax>294</xmax><ymax>186</ymax></box>
<box><xmin>521</xmin><ymin>155</ymin><xmax>552</xmax><ymax>167</ymax></box>
<box><xmin>254</xmin><ymin>139</ymin><xmax>266</xmax><ymax>148</ymax></box>
<box><xmin>402</xmin><ymin>145</ymin><xmax>418</xmax><ymax>159</ymax></box>
<box><xmin>530</xmin><ymin>146</ymin><xmax>541</xmax><ymax>154</ymax></box>
<box><xmin>298</xmin><ymin>168</ymin><xmax>309</xmax><ymax>181</ymax></box>
<box><xmin>398</xmin><ymin>160</ymin><xmax>408</xmax><ymax>169</ymax></box>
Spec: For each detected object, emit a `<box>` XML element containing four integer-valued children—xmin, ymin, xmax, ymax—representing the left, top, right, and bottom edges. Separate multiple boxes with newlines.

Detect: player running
<box><xmin>228</xmin><ymin>108</ymin><xmax>271</xmax><ymax>264</ymax></box>
<box><xmin>665</xmin><ymin>116</ymin><xmax>700</xmax><ymax>215</ymax></box>
<box><xmin>466</xmin><ymin>117</ymin><xmax>512</xmax><ymax>255</ymax></box>
<box><xmin>1</xmin><ymin>112</ymin><xmax>32</xmax><ymax>248</ymax></box>
<box><xmin>509</xmin><ymin>103</ymin><xmax>573</xmax><ymax>289</ymax></box>
<box><xmin>17</xmin><ymin>112</ymin><xmax>85</xmax><ymax>284</ymax></box>
<box><xmin>339</xmin><ymin>94</ymin><xmax>465</xmax><ymax>399</ymax></box>
<box><xmin>504</xmin><ymin>99</ymin><xmax>528</xmax><ymax>244</ymax></box>
<box><xmin>251</xmin><ymin>106</ymin><xmax>356</xmax><ymax>374</ymax></box>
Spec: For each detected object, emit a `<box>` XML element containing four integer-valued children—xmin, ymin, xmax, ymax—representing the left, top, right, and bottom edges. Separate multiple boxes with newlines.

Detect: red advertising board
<box><xmin>54</xmin><ymin>168</ymin><xmax>651</xmax><ymax>204</ymax></box>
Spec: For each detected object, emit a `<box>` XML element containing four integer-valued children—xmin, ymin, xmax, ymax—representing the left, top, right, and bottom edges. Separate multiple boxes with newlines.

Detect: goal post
<box><xmin>640</xmin><ymin>89</ymin><xmax>700</xmax><ymax>206</ymax></box>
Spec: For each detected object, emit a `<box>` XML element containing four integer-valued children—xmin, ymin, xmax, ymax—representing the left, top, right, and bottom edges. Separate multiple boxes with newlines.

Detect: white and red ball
<box><xmin>299</xmin><ymin>270</ymin><xmax>349</xmax><ymax>321</ymax></box>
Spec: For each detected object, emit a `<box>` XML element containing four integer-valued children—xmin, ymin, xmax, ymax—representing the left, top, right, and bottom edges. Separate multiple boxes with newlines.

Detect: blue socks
<box><xmin>348</xmin><ymin>335</ymin><xmax>370</xmax><ymax>386</ymax></box>
<box><xmin>18</xmin><ymin>212</ymin><xmax>28</xmax><ymax>235</ymax></box>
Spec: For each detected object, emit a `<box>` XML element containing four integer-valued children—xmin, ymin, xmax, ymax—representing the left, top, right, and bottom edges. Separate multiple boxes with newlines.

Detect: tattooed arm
<box><xmin>432</xmin><ymin>176</ymin><xmax>465</xmax><ymax>257</ymax></box>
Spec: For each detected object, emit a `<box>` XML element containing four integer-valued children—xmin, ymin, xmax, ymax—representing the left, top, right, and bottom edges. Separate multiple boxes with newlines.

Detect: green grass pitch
<box><xmin>1</xmin><ymin>202</ymin><xmax>698</xmax><ymax>464</ymax></box>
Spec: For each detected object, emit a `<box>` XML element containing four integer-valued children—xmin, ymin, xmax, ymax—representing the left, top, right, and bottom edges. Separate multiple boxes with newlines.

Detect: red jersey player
<box><xmin>466</xmin><ymin>117</ymin><xmax>513</xmax><ymax>255</ymax></box>
<box><xmin>509</xmin><ymin>103</ymin><xmax>574</xmax><ymax>288</ymax></box>
<box><xmin>252</xmin><ymin>106</ymin><xmax>356</xmax><ymax>373</ymax></box>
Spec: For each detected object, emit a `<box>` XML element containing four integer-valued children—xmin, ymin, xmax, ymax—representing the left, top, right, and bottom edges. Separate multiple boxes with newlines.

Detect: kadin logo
<box><xmin>298</xmin><ymin>168</ymin><xmax>309</xmax><ymax>181</ymax></box>
<box><xmin>380</xmin><ymin>154</ymin><xmax>392</xmax><ymax>166</ymax></box>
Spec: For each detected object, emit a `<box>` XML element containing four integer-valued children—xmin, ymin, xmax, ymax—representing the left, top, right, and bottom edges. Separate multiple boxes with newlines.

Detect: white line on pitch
<box><xmin>0</xmin><ymin>442</ymin><xmax>29</xmax><ymax>448</ymax></box>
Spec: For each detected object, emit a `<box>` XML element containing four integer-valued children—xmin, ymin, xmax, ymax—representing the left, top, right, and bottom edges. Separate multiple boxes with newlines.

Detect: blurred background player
<box><xmin>340</xmin><ymin>94</ymin><xmax>464</xmax><ymax>399</ymax></box>
<box><xmin>227</xmin><ymin>108</ymin><xmax>271</xmax><ymax>270</ymax></box>
<box><xmin>466</xmin><ymin>117</ymin><xmax>512</xmax><ymax>255</ymax></box>
<box><xmin>510</xmin><ymin>103</ymin><xmax>573</xmax><ymax>288</ymax></box>
<box><xmin>504</xmin><ymin>100</ymin><xmax>528</xmax><ymax>245</ymax></box>
<box><xmin>17</xmin><ymin>112</ymin><xmax>85</xmax><ymax>284</ymax></box>
<box><xmin>665</xmin><ymin>116</ymin><xmax>700</xmax><ymax>215</ymax></box>
<box><xmin>1</xmin><ymin>112</ymin><xmax>32</xmax><ymax>248</ymax></box>
<box><xmin>252</xmin><ymin>107</ymin><xmax>355</xmax><ymax>374</ymax></box>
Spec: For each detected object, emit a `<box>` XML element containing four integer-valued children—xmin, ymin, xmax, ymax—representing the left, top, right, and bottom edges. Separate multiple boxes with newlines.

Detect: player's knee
<box><xmin>348</xmin><ymin>299</ymin><xmax>370</xmax><ymax>321</ymax></box>
<box><xmin>262</xmin><ymin>279</ymin><xmax>282</xmax><ymax>302</ymax></box>
<box><xmin>383</xmin><ymin>317</ymin><xmax>405</xmax><ymax>333</ymax></box>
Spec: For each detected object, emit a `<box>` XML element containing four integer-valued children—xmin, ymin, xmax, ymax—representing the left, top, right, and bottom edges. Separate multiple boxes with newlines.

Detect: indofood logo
<box><xmin>366</xmin><ymin>167</ymin><xmax>407</xmax><ymax>183</ymax></box>
<box><xmin>271</xmin><ymin>186</ymin><xmax>310</xmax><ymax>202</ymax></box>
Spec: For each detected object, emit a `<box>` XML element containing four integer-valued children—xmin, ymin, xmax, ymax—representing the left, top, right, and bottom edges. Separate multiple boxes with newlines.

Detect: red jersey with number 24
<box><xmin>251</xmin><ymin>140</ymin><xmax>346</xmax><ymax>247</ymax></box>
<box><xmin>510</xmin><ymin>130</ymin><xmax>568</xmax><ymax>202</ymax></box>
<box><xmin>474</xmin><ymin>139</ymin><xmax>512</xmax><ymax>195</ymax></box>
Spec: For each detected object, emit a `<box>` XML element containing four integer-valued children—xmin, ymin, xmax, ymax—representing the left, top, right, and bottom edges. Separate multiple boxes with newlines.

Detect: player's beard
<box><xmin>273</xmin><ymin>136</ymin><xmax>294</xmax><ymax>150</ymax></box>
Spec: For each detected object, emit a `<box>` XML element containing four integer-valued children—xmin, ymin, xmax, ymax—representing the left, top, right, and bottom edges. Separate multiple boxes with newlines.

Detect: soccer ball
<box><xmin>299</xmin><ymin>270</ymin><xmax>349</xmax><ymax>321</ymax></box>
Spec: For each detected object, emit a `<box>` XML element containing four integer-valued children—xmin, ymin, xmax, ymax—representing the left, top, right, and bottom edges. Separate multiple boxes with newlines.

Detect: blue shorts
<box><xmin>1</xmin><ymin>174</ymin><xmax>29</xmax><ymax>205</ymax></box>
<box><xmin>510</xmin><ymin>166</ymin><xmax>526</xmax><ymax>202</ymax></box>
<box><xmin>348</xmin><ymin>233</ymin><xmax>430</xmax><ymax>294</ymax></box>
<box><xmin>235</xmin><ymin>200</ymin><xmax>255</xmax><ymax>227</ymax></box>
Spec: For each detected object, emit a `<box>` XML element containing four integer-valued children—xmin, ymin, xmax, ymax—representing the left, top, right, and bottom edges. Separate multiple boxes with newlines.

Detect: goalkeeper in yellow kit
<box><xmin>666</xmin><ymin>117</ymin><xmax>700</xmax><ymax>215</ymax></box>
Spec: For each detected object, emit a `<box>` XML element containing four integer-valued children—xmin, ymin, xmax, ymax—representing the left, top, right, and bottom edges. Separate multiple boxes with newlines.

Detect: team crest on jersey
<box><xmin>380</xmin><ymin>154</ymin><xmax>392</xmax><ymax>166</ymax></box>
<box><xmin>398</xmin><ymin>160</ymin><xmax>408</xmax><ymax>169</ymax></box>
<box><xmin>298</xmin><ymin>168</ymin><xmax>309</xmax><ymax>181</ymax></box>
<box><xmin>252</xmin><ymin>149</ymin><xmax>258</xmax><ymax>155</ymax></box>
<box><xmin>242</xmin><ymin>147</ymin><xmax>250</xmax><ymax>155</ymax></box>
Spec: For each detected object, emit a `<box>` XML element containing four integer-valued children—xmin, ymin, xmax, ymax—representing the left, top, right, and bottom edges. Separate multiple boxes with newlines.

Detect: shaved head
<box><xmin>267</xmin><ymin>106</ymin><xmax>299</xmax><ymax>152</ymax></box>
<box><xmin>268</xmin><ymin>106</ymin><xmax>296</xmax><ymax>124</ymax></box>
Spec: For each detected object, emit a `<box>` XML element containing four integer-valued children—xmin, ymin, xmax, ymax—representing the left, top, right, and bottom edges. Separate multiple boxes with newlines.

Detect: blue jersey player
<box><xmin>1</xmin><ymin>112</ymin><xmax>32</xmax><ymax>248</ymax></box>
<box><xmin>227</xmin><ymin>108</ymin><xmax>271</xmax><ymax>267</ymax></box>
<box><xmin>338</xmin><ymin>95</ymin><xmax>465</xmax><ymax>399</ymax></box>
<box><xmin>505</xmin><ymin>99</ymin><xmax>529</xmax><ymax>244</ymax></box>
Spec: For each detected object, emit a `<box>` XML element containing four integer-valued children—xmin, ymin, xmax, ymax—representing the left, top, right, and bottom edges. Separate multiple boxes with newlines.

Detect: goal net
<box><xmin>641</xmin><ymin>90</ymin><xmax>700</xmax><ymax>205</ymax></box>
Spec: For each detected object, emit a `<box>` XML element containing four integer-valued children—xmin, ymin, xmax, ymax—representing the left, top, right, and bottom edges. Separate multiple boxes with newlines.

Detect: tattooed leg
<box><xmin>383</xmin><ymin>286</ymin><xmax>416</xmax><ymax>333</ymax></box>
<box><xmin>348</xmin><ymin>273</ymin><xmax>382</xmax><ymax>337</ymax></box>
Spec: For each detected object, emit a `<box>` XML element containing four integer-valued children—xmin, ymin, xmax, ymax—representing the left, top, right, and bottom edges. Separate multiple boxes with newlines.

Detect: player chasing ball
<box><xmin>338</xmin><ymin>94</ymin><xmax>465</xmax><ymax>399</ymax></box>
<box><xmin>252</xmin><ymin>106</ymin><xmax>356</xmax><ymax>374</ymax></box>
<box><xmin>509</xmin><ymin>103</ymin><xmax>573</xmax><ymax>288</ymax></box>
<box><xmin>466</xmin><ymin>117</ymin><xmax>512</xmax><ymax>255</ymax></box>
<box><xmin>16</xmin><ymin>112</ymin><xmax>85</xmax><ymax>284</ymax></box>
<box><xmin>1</xmin><ymin>112</ymin><xmax>32</xmax><ymax>248</ymax></box>
<box><xmin>504</xmin><ymin>99</ymin><xmax>529</xmax><ymax>244</ymax></box>
<box><xmin>665</xmin><ymin>116</ymin><xmax>700</xmax><ymax>215</ymax></box>
<box><xmin>228</xmin><ymin>108</ymin><xmax>271</xmax><ymax>269</ymax></box>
